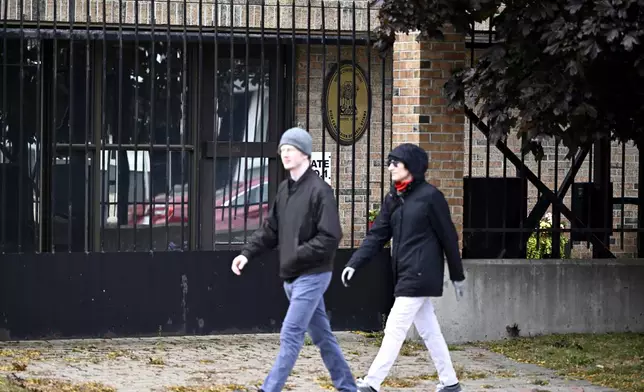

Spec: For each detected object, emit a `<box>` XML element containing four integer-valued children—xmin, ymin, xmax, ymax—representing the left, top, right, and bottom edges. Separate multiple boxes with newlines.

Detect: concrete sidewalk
<box><xmin>0</xmin><ymin>332</ymin><xmax>616</xmax><ymax>392</ymax></box>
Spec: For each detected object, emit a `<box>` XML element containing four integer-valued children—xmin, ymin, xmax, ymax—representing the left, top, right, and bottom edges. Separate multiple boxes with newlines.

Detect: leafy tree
<box><xmin>372</xmin><ymin>0</ymin><xmax>644</xmax><ymax>158</ymax></box>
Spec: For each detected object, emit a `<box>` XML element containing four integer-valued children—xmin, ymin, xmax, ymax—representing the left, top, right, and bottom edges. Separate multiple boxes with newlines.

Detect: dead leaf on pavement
<box><xmin>5</xmin><ymin>374</ymin><xmax>116</xmax><ymax>392</ymax></box>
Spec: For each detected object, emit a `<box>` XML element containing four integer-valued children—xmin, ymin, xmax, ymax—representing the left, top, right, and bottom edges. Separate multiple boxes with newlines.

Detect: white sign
<box><xmin>311</xmin><ymin>152</ymin><xmax>332</xmax><ymax>185</ymax></box>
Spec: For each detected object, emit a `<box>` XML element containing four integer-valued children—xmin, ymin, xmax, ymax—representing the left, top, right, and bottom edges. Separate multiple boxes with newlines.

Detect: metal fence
<box><xmin>1</xmin><ymin>0</ymin><xmax>640</xmax><ymax>259</ymax></box>
<box><xmin>0</xmin><ymin>0</ymin><xmax>392</xmax><ymax>253</ymax></box>
<box><xmin>462</xmin><ymin>23</ymin><xmax>644</xmax><ymax>259</ymax></box>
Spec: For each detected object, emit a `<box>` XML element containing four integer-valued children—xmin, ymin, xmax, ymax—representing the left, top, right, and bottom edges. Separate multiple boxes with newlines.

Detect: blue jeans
<box><xmin>261</xmin><ymin>272</ymin><xmax>357</xmax><ymax>392</ymax></box>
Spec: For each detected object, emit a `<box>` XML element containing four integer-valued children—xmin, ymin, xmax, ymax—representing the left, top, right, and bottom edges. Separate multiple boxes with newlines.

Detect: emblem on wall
<box><xmin>322</xmin><ymin>61</ymin><xmax>372</xmax><ymax>146</ymax></box>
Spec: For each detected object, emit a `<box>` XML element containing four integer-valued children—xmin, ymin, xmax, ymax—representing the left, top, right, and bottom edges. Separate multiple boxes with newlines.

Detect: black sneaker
<box><xmin>436</xmin><ymin>383</ymin><xmax>462</xmax><ymax>392</ymax></box>
<box><xmin>357</xmin><ymin>386</ymin><xmax>377</xmax><ymax>392</ymax></box>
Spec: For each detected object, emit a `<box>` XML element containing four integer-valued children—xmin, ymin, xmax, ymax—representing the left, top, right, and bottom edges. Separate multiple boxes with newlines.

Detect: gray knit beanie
<box><xmin>278</xmin><ymin>127</ymin><xmax>312</xmax><ymax>157</ymax></box>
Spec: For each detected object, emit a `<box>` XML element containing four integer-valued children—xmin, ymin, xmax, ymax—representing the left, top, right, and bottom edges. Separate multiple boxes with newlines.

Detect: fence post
<box><xmin>391</xmin><ymin>29</ymin><xmax>466</xmax><ymax>250</ymax></box>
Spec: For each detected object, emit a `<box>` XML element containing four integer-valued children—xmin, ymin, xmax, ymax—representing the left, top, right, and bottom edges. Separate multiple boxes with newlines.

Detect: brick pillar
<box><xmin>392</xmin><ymin>30</ymin><xmax>466</xmax><ymax>247</ymax></box>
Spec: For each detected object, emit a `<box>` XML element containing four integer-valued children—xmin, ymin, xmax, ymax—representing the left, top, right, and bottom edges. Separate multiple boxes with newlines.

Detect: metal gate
<box><xmin>0</xmin><ymin>0</ymin><xmax>394</xmax><ymax>339</ymax></box>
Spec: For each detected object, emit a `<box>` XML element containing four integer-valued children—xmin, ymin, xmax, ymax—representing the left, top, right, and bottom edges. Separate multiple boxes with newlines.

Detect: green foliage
<box><xmin>373</xmin><ymin>0</ymin><xmax>644</xmax><ymax>158</ymax></box>
<box><xmin>526</xmin><ymin>213</ymin><xmax>569</xmax><ymax>259</ymax></box>
<box><xmin>368</xmin><ymin>208</ymin><xmax>379</xmax><ymax>223</ymax></box>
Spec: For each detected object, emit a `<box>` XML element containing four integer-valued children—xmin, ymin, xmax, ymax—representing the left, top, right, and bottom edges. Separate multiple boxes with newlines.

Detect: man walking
<box><xmin>341</xmin><ymin>143</ymin><xmax>466</xmax><ymax>392</ymax></box>
<box><xmin>231</xmin><ymin>127</ymin><xmax>357</xmax><ymax>392</ymax></box>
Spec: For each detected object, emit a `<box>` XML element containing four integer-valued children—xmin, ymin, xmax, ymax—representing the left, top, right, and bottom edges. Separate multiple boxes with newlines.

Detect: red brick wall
<box><xmin>392</xmin><ymin>31</ymin><xmax>466</xmax><ymax>247</ymax></box>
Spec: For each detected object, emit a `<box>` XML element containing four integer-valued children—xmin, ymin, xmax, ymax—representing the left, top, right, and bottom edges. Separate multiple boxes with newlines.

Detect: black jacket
<box><xmin>346</xmin><ymin>144</ymin><xmax>465</xmax><ymax>297</ymax></box>
<box><xmin>241</xmin><ymin>167</ymin><xmax>343</xmax><ymax>280</ymax></box>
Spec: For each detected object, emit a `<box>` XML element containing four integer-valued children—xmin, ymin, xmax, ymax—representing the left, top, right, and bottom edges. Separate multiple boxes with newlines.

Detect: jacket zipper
<box><xmin>393</xmin><ymin>196</ymin><xmax>404</xmax><ymax>284</ymax></box>
<box><xmin>286</xmin><ymin>184</ymin><xmax>298</xmax><ymax>260</ymax></box>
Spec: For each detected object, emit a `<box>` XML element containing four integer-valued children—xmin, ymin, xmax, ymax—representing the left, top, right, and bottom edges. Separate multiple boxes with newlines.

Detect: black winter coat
<box><xmin>347</xmin><ymin>180</ymin><xmax>465</xmax><ymax>297</ymax></box>
<box><xmin>241</xmin><ymin>168</ymin><xmax>343</xmax><ymax>281</ymax></box>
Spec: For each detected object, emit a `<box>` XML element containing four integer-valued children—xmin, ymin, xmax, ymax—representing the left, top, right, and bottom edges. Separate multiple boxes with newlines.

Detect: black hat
<box><xmin>388</xmin><ymin>143</ymin><xmax>429</xmax><ymax>181</ymax></box>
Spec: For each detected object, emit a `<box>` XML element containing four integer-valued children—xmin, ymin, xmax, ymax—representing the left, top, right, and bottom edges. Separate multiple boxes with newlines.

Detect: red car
<box><xmin>128</xmin><ymin>178</ymin><xmax>269</xmax><ymax>242</ymax></box>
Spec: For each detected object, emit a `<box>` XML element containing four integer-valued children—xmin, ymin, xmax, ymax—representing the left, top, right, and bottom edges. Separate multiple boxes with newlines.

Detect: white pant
<box><xmin>363</xmin><ymin>297</ymin><xmax>458</xmax><ymax>391</ymax></box>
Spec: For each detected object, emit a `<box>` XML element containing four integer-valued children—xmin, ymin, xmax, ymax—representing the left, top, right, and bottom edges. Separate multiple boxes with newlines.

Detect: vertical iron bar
<box><xmin>227</xmin><ymin>1</ymin><xmax>234</xmax><ymax>246</ymax></box>
<box><xmin>365</xmin><ymin>1</ymin><xmax>371</xmax><ymax>230</ymax></box>
<box><xmin>84</xmin><ymin>0</ymin><xmax>91</xmax><ymax>252</ymax></box>
<box><xmin>335</xmin><ymin>1</ymin><xmax>340</xmax><ymax>209</ymax></box>
<box><xmin>484</xmin><ymin>116</ymin><xmax>490</xmax><ymax>249</ymax></box>
<box><xmin>501</xmin><ymin>140</ymin><xmax>507</xmax><ymax>257</ymax></box>
<box><xmin>18</xmin><ymin>0</ymin><xmax>25</xmax><ymax>252</ymax></box>
<box><xmin>350</xmin><ymin>1</ymin><xmax>356</xmax><ymax>248</ymax></box>
<box><xmin>379</xmin><ymin>43</ymin><xmax>385</xmax><ymax>203</ymax></box>
<box><xmin>535</xmin><ymin>155</ymin><xmax>542</xmax><ymax>255</ymax></box>
<box><xmin>553</xmin><ymin>137</ymin><xmax>560</xmax><ymax>258</ymax></box>
<box><xmin>211</xmin><ymin>0</ymin><xmax>219</xmax><ymax>248</ymax></box>
<box><xmin>518</xmin><ymin>139</ymin><xmax>525</xmax><ymax>250</ymax></box>
<box><xmin>480</xmin><ymin>19</ymin><xmax>494</xmax><ymax>254</ymax></box>
<box><xmin>305</xmin><ymin>0</ymin><xmax>310</xmax><ymax>132</ymax></box>
<box><xmin>485</xmin><ymin>21</ymin><xmax>494</xmax><ymax>254</ymax></box>
<box><xmin>67</xmin><ymin>0</ymin><xmax>75</xmax><ymax>252</ymax></box>
<box><xmin>620</xmin><ymin>142</ymin><xmax>625</xmax><ymax>250</ymax></box>
<box><xmin>587</xmin><ymin>143</ymin><xmax>593</xmax><ymax>248</ymax></box>
<box><xmin>117</xmin><ymin>0</ymin><xmax>124</xmax><ymax>251</ymax></box>
<box><xmin>321</xmin><ymin>1</ymin><xmax>327</xmax><ymax>199</ymax></box>
<box><xmin>180</xmin><ymin>0</ymin><xmax>188</xmax><ymax>250</ymax></box>
<box><xmin>603</xmin><ymin>140</ymin><xmax>610</xmax><ymax>258</ymax></box>
<box><xmin>242</xmin><ymin>0</ymin><xmax>250</xmax><ymax>244</ymax></box>
<box><xmin>233</xmin><ymin>48</ymin><xmax>244</xmax><ymax>241</ymax></box>
<box><xmin>1</xmin><ymin>0</ymin><xmax>8</xmax><ymax>252</ymax></box>
<box><xmin>52</xmin><ymin>0</ymin><xmax>59</xmax><ymax>252</ymax></box>
<box><xmin>36</xmin><ymin>0</ymin><xmax>43</xmax><ymax>252</ymax></box>
<box><xmin>149</xmin><ymin>0</ymin><xmax>156</xmax><ymax>251</ymax></box>
<box><xmin>638</xmin><ymin>143</ymin><xmax>644</xmax><ymax>257</ymax></box>
<box><xmin>275</xmin><ymin>0</ymin><xmax>280</xmax><ymax>192</ymax></box>
<box><xmin>466</xmin><ymin>22</ymin><xmax>474</xmax><ymax>258</ymax></box>
<box><xmin>258</xmin><ymin>0</ymin><xmax>266</xmax><ymax>228</ymax></box>
<box><xmin>568</xmin><ymin>147</ymin><xmax>581</xmax><ymax>251</ymax></box>
<box><xmin>291</xmin><ymin>0</ymin><xmax>295</xmax><ymax>126</ymax></box>
<box><xmin>133</xmin><ymin>0</ymin><xmax>140</xmax><ymax>251</ymax></box>
<box><xmin>195</xmin><ymin>0</ymin><xmax>203</xmax><ymax>250</ymax></box>
<box><xmin>31</xmin><ymin>0</ymin><xmax>39</xmax><ymax>253</ymax></box>
<box><xmin>100</xmin><ymin>0</ymin><xmax>106</xmax><ymax>251</ymax></box>
<box><xmin>165</xmin><ymin>0</ymin><xmax>171</xmax><ymax>248</ymax></box>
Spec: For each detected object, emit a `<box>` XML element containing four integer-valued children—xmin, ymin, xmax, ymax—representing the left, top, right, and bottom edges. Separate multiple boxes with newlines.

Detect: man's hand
<box><xmin>453</xmin><ymin>280</ymin><xmax>465</xmax><ymax>300</ymax></box>
<box><xmin>341</xmin><ymin>267</ymin><xmax>355</xmax><ymax>287</ymax></box>
<box><xmin>231</xmin><ymin>254</ymin><xmax>249</xmax><ymax>276</ymax></box>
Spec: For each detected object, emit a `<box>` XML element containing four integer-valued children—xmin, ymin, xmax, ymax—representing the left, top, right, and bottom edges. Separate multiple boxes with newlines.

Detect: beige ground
<box><xmin>0</xmin><ymin>332</ymin><xmax>614</xmax><ymax>392</ymax></box>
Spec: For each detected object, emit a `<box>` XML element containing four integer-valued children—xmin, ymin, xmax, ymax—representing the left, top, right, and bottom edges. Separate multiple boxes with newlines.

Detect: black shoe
<box><xmin>436</xmin><ymin>383</ymin><xmax>462</xmax><ymax>392</ymax></box>
<box><xmin>357</xmin><ymin>385</ymin><xmax>377</xmax><ymax>392</ymax></box>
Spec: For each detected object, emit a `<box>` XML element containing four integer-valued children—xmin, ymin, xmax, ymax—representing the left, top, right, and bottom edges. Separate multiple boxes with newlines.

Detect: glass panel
<box><xmin>231</xmin><ymin>182</ymin><xmax>269</xmax><ymax>207</ymax></box>
<box><xmin>215</xmin><ymin>59</ymin><xmax>270</xmax><ymax>143</ymax></box>
<box><xmin>99</xmin><ymin>42</ymin><xmax>190</xmax><ymax>252</ymax></box>
<box><xmin>213</xmin><ymin>157</ymin><xmax>270</xmax><ymax>244</ymax></box>
<box><xmin>200</xmin><ymin>55</ymin><xmax>271</xmax><ymax>144</ymax></box>
<box><xmin>101</xmin><ymin>41</ymin><xmax>187</xmax><ymax>224</ymax></box>
<box><xmin>103</xmin><ymin>41</ymin><xmax>187</xmax><ymax>146</ymax></box>
<box><xmin>0</xmin><ymin>39</ymin><xmax>42</xmax><ymax>253</ymax></box>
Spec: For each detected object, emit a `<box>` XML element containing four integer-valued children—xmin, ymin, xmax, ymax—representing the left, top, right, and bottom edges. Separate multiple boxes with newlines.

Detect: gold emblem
<box><xmin>323</xmin><ymin>61</ymin><xmax>371</xmax><ymax>146</ymax></box>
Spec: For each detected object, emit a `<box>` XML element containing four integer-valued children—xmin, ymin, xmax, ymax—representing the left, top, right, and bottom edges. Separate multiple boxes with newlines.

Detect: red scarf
<box><xmin>394</xmin><ymin>180</ymin><xmax>412</xmax><ymax>193</ymax></box>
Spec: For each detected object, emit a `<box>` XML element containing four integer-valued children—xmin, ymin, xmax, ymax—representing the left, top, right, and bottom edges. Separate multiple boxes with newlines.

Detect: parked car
<box><xmin>128</xmin><ymin>178</ymin><xmax>269</xmax><ymax>242</ymax></box>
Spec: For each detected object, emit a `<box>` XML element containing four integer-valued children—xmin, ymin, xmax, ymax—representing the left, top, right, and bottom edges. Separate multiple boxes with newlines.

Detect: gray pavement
<box><xmin>0</xmin><ymin>332</ymin><xmax>617</xmax><ymax>391</ymax></box>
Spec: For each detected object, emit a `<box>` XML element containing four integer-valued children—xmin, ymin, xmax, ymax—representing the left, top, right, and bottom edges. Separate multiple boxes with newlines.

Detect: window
<box><xmin>198</xmin><ymin>45</ymin><xmax>280</xmax><ymax>248</ymax></box>
<box><xmin>247</xmin><ymin>183</ymin><xmax>269</xmax><ymax>205</ymax></box>
<box><xmin>0</xmin><ymin>37</ymin><xmax>282</xmax><ymax>252</ymax></box>
<box><xmin>228</xmin><ymin>182</ymin><xmax>269</xmax><ymax>207</ymax></box>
